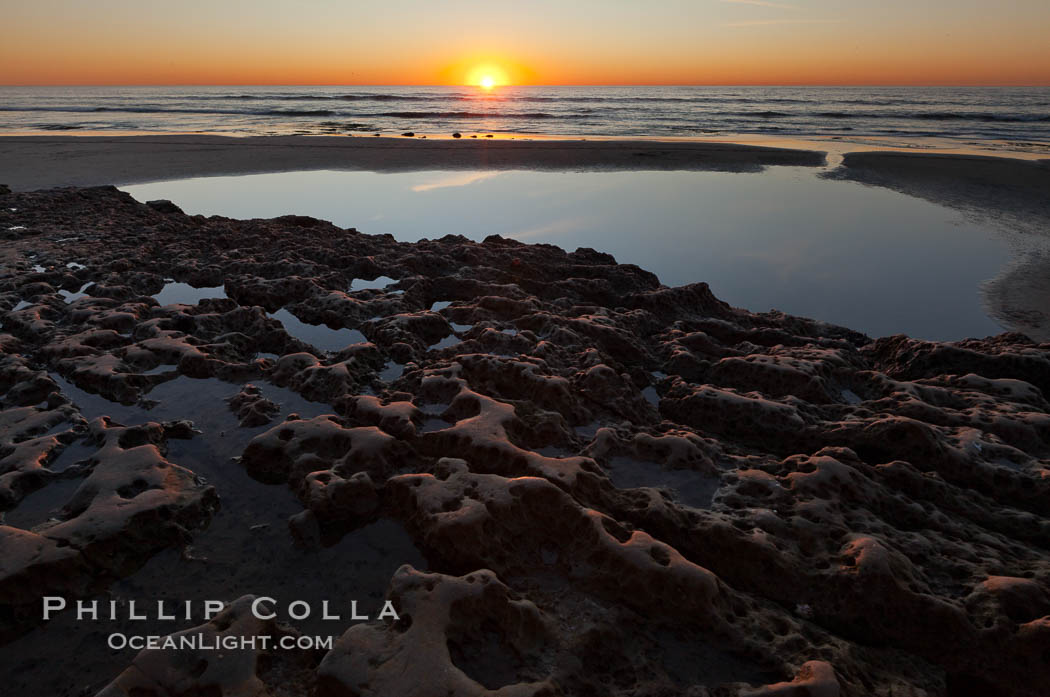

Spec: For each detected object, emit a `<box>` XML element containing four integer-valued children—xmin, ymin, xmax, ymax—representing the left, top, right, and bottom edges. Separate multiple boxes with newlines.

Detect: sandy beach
<box><xmin>828</xmin><ymin>151</ymin><xmax>1050</xmax><ymax>230</ymax></box>
<box><xmin>0</xmin><ymin>135</ymin><xmax>831</xmax><ymax>191</ymax></box>
<box><xmin>3</xmin><ymin>134</ymin><xmax>1047</xmax><ymax>220</ymax></box>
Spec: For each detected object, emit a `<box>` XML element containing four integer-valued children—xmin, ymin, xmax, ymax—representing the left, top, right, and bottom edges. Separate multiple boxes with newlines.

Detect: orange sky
<box><xmin>2</xmin><ymin>1</ymin><xmax>1049</xmax><ymax>85</ymax></box>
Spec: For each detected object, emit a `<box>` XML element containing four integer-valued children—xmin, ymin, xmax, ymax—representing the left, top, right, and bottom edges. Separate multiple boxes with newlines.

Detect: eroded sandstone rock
<box><xmin>0</xmin><ymin>186</ymin><xmax>1046</xmax><ymax>696</ymax></box>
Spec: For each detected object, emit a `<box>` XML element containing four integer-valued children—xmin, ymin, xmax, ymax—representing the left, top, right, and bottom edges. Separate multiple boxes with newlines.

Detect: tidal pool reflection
<box><xmin>125</xmin><ymin>169</ymin><xmax>1047</xmax><ymax>341</ymax></box>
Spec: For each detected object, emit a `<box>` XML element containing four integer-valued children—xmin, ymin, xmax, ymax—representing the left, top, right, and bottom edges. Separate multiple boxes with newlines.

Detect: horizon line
<box><xmin>3</xmin><ymin>82</ymin><xmax>1049</xmax><ymax>88</ymax></box>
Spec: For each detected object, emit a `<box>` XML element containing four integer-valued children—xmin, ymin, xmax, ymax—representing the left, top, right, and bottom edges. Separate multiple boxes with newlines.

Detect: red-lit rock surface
<box><xmin>0</xmin><ymin>186</ymin><xmax>1047</xmax><ymax>696</ymax></box>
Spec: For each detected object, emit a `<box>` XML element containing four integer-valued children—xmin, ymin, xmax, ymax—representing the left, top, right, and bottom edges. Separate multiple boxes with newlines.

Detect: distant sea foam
<box><xmin>1</xmin><ymin>85</ymin><xmax>1048</xmax><ymax>148</ymax></box>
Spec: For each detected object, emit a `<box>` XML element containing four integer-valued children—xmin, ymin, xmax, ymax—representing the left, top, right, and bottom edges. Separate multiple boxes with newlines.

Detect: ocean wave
<box><xmin>910</xmin><ymin>112</ymin><xmax>1050</xmax><ymax>122</ymax></box>
<box><xmin>374</xmin><ymin>111</ymin><xmax>580</xmax><ymax>119</ymax></box>
<box><xmin>0</xmin><ymin>106</ymin><xmax>340</xmax><ymax>117</ymax></box>
<box><xmin>265</xmin><ymin>109</ymin><xmax>336</xmax><ymax>116</ymax></box>
<box><xmin>233</xmin><ymin>94</ymin><xmax>443</xmax><ymax>102</ymax></box>
<box><xmin>0</xmin><ymin>105</ymin><xmax>587</xmax><ymax>120</ymax></box>
<box><xmin>745</xmin><ymin>110</ymin><xmax>1050</xmax><ymax>123</ymax></box>
<box><xmin>318</xmin><ymin>121</ymin><xmax>378</xmax><ymax>130</ymax></box>
<box><xmin>817</xmin><ymin>111</ymin><xmax>1049</xmax><ymax>122</ymax></box>
<box><xmin>156</xmin><ymin>93</ymin><xmax>816</xmax><ymax>105</ymax></box>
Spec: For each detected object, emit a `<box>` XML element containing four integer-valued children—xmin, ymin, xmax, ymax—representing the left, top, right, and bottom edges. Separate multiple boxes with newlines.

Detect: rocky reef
<box><xmin>0</xmin><ymin>186</ymin><xmax>1047</xmax><ymax>696</ymax></box>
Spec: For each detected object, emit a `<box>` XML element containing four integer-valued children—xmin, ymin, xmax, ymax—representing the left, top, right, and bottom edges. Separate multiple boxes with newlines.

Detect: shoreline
<box><xmin>0</xmin><ymin>135</ymin><xmax>826</xmax><ymax>190</ymax></box>
<box><xmin>1</xmin><ymin>133</ymin><xmax>1048</xmax><ymax>192</ymax></box>
<box><xmin>4</xmin><ymin>134</ymin><xmax>1049</xmax><ymax>344</ymax></box>
<box><xmin>825</xmin><ymin>150</ymin><xmax>1050</xmax><ymax>240</ymax></box>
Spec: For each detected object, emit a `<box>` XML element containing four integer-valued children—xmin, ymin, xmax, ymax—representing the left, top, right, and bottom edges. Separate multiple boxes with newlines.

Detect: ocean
<box><xmin>1</xmin><ymin>85</ymin><xmax>1048</xmax><ymax>148</ymax></box>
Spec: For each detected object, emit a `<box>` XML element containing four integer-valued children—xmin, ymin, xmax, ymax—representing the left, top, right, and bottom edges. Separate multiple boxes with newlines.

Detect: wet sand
<box><xmin>1</xmin><ymin>134</ymin><xmax>1046</xmax><ymax>213</ymax></box>
<box><xmin>0</xmin><ymin>135</ymin><xmax>827</xmax><ymax>191</ymax></box>
<box><xmin>828</xmin><ymin>151</ymin><xmax>1050</xmax><ymax>233</ymax></box>
<box><xmin>827</xmin><ymin>151</ymin><xmax>1050</xmax><ymax>343</ymax></box>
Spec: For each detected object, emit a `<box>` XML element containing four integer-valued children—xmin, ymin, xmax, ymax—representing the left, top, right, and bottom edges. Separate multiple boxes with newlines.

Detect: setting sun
<box><xmin>464</xmin><ymin>63</ymin><xmax>510</xmax><ymax>88</ymax></box>
<box><xmin>436</xmin><ymin>57</ymin><xmax>536</xmax><ymax>87</ymax></box>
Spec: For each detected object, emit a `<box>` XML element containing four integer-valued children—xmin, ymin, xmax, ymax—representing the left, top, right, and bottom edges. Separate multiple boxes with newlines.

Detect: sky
<box><xmin>2</xmin><ymin>0</ymin><xmax>1048</xmax><ymax>85</ymax></box>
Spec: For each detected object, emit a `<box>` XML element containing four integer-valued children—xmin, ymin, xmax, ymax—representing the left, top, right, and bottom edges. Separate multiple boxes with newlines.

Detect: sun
<box><xmin>465</xmin><ymin>63</ymin><xmax>510</xmax><ymax>89</ymax></box>
<box><xmin>437</xmin><ymin>57</ymin><xmax>537</xmax><ymax>88</ymax></box>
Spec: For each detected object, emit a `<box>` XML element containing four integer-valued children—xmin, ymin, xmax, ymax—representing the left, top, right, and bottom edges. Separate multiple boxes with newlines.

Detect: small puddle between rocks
<box><xmin>379</xmin><ymin>360</ymin><xmax>405</xmax><ymax>382</ymax></box>
<box><xmin>140</xmin><ymin>363</ymin><xmax>178</xmax><ymax>375</ymax></box>
<box><xmin>2</xmin><ymin>476</ymin><xmax>85</xmax><ymax>530</ymax></box>
<box><xmin>349</xmin><ymin>276</ymin><xmax>398</xmax><ymax>292</ymax></box>
<box><xmin>642</xmin><ymin>386</ymin><xmax>660</xmax><ymax>407</ymax></box>
<box><xmin>47</xmin><ymin>438</ymin><xmax>98</xmax><ymax>473</ymax></box>
<box><xmin>59</xmin><ymin>282</ymin><xmax>94</xmax><ymax>303</ymax></box>
<box><xmin>427</xmin><ymin>334</ymin><xmax>463</xmax><ymax>352</ymax></box>
<box><xmin>152</xmin><ymin>282</ymin><xmax>227</xmax><ymax>306</ymax></box>
<box><xmin>269</xmin><ymin>308</ymin><xmax>366</xmax><ymax>353</ymax></box>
